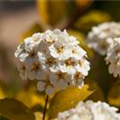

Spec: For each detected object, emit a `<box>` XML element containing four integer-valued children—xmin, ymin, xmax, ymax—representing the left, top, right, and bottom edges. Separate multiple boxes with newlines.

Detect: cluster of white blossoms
<box><xmin>15</xmin><ymin>29</ymin><xmax>90</xmax><ymax>95</ymax></box>
<box><xmin>56</xmin><ymin>101</ymin><xmax>120</xmax><ymax>120</ymax></box>
<box><xmin>87</xmin><ymin>22</ymin><xmax>120</xmax><ymax>55</ymax></box>
<box><xmin>105</xmin><ymin>38</ymin><xmax>120</xmax><ymax>77</ymax></box>
<box><xmin>87</xmin><ymin>22</ymin><xmax>120</xmax><ymax>77</ymax></box>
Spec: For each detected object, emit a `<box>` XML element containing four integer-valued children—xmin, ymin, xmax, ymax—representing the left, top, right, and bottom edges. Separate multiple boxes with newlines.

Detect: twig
<box><xmin>42</xmin><ymin>95</ymin><xmax>49</xmax><ymax>120</ymax></box>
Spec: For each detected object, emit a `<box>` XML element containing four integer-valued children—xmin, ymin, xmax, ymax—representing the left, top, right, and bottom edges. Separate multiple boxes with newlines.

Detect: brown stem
<box><xmin>42</xmin><ymin>95</ymin><xmax>49</xmax><ymax>120</ymax></box>
<box><xmin>63</xmin><ymin>7</ymin><xmax>82</xmax><ymax>29</ymax></box>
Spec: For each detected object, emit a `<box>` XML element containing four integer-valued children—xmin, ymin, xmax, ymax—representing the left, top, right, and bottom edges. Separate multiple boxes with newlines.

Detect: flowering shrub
<box><xmin>87</xmin><ymin>22</ymin><xmax>120</xmax><ymax>77</ymax></box>
<box><xmin>15</xmin><ymin>29</ymin><xmax>90</xmax><ymax>95</ymax></box>
<box><xmin>13</xmin><ymin>27</ymin><xmax>120</xmax><ymax>120</ymax></box>
<box><xmin>105</xmin><ymin>38</ymin><xmax>120</xmax><ymax>77</ymax></box>
<box><xmin>87</xmin><ymin>22</ymin><xmax>120</xmax><ymax>55</ymax></box>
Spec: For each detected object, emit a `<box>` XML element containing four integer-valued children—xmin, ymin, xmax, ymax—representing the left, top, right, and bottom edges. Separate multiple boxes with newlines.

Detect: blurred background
<box><xmin>0</xmin><ymin>0</ymin><xmax>120</xmax><ymax>109</ymax></box>
<box><xmin>0</xmin><ymin>1</ymin><xmax>38</xmax><ymax>91</ymax></box>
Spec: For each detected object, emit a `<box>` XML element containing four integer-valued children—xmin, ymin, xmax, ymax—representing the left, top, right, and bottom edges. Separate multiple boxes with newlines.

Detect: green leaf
<box><xmin>0</xmin><ymin>98</ymin><xmax>35</xmax><ymax>120</ymax></box>
<box><xmin>21</xmin><ymin>23</ymin><xmax>44</xmax><ymax>42</ymax></box>
<box><xmin>37</xmin><ymin>0</ymin><xmax>68</xmax><ymax>26</ymax></box>
<box><xmin>74</xmin><ymin>10</ymin><xmax>111</xmax><ymax>32</ymax></box>
<box><xmin>49</xmin><ymin>84</ymin><xmax>95</xmax><ymax>119</ymax></box>
<box><xmin>0</xmin><ymin>116</ymin><xmax>8</xmax><ymax>120</ymax></box>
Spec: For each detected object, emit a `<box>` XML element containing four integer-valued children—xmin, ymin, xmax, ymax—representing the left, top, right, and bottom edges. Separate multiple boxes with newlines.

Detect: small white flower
<box><xmin>49</xmin><ymin>71</ymin><xmax>70</xmax><ymax>90</ymax></box>
<box><xmin>37</xmin><ymin>80</ymin><xmax>55</xmax><ymax>95</ymax></box>
<box><xmin>59</xmin><ymin>57</ymin><xmax>78</xmax><ymax>75</ymax></box>
<box><xmin>27</xmin><ymin>61</ymin><xmax>46</xmax><ymax>80</ymax></box>
<box><xmin>56</xmin><ymin>101</ymin><xmax>120</xmax><ymax>120</ymax></box>
<box><xmin>105</xmin><ymin>38</ymin><xmax>120</xmax><ymax>77</ymax></box>
<box><xmin>87</xmin><ymin>22</ymin><xmax>120</xmax><ymax>55</ymax></box>
<box><xmin>49</xmin><ymin>41</ymin><xmax>70</xmax><ymax>60</ymax></box>
<box><xmin>15</xmin><ymin>29</ymin><xmax>90</xmax><ymax>95</ymax></box>
<box><xmin>70</xmin><ymin>46</ymin><xmax>86</xmax><ymax>60</ymax></box>
<box><xmin>76</xmin><ymin>58</ymin><xmax>90</xmax><ymax>76</ymax></box>
<box><xmin>17</xmin><ymin>62</ymin><xmax>28</xmax><ymax>80</ymax></box>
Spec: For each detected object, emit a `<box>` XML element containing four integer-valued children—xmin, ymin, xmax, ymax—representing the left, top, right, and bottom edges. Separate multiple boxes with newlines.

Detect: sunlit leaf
<box><xmin>21</xmin><ymin>24</ymin><xmax>44</xmax><ymax>42</ymax></box>
<box><xmin>34</xmin><ymin>112</ymin><xmax>48</xmax><ymax>120</ymax></box>
<box><xmin>74</xmin><ymin>10</ymin><xmax>111</xmax><ymax>32</ymax></box>
<box><xmin>49</xmin><ymin>84</ymin><xmax>95</xmax><ymax>119</ymax></box>
<box><xmin>37</xmin><ymin>0</ymin><xmax>68</xmax><ymax>26</ymax></box>
<box><xmin>68</xmin><ymin>30</ymin><xmax>93</xmax><ymax>58</ymax></box>
<box><xmin>108</xmin><ymin>81</ymin><xmax>120</xmax><ymax>107</ymax></box>
<box><xmin>34</xmin><ymin>112</ymin><xmax>42</xmax><ymax>120</ymax></box>
<box><xmin>16</xmin><ymin>86</ymin><xmax>44</xmax><ymax>109</ymax></box>
<box><xmin>85</xmin><ymin>79</ymin><xmax>105</xmax><ymax>102</ymax></box>
<box><xmin>0</xmin><ymin>87</ymin><xmax>5</xmax><ymax>100</ymax></box>
<box><xmin>0</xmin><ymin>98</ymin><xmax>35</xmax><ymax>120</ymax></box>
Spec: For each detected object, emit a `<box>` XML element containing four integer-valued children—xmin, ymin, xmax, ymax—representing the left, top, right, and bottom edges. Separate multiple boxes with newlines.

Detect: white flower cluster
<box><xmin>105</xmin><ymin>38</ymin><xmax>120</xmax><ymax>77</ymax></box>
<box><xmin>56</xmin><ymin>101</ymin><xmax>120</xmax><ymax>120</ymax></box>
<box><xmin>15</xmin><ymin>29</ymin><xmax>90</xmax><ymax>95</ymax></box>
<box><xmin>87</xmin><ymin>22</ymin><xmax>120</xmax><ymax>55</ymax></box>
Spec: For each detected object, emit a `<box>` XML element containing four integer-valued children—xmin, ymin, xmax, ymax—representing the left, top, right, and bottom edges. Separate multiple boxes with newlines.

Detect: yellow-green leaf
<box><xmin>37</xmin><ymin>0</ymin><xmax>68</xmax><ymax>26</ymax></box>
<box><xmin>21</xmin><ymin>23</ymin><xmax>44</xmax><ymax>42</ymax></box>
<box><xmin>49</xmin><ymin>84</ymin><xmax>95</xmax><ymax>119</ymax></box>
<box><xmin>85</xmin><ymin>79</ymin><xmax>105</xmax><ymax>102</ymax></box>
<box><xmin>74</xmin><ymin>10</ymin><xmax>111</xmax><ymax>32</ymax></box>
<box><xmin>34</xmin><ymin>112</ymin><xmax>42</xmax><ymax>120</ymax></box>
<box><xmin>0</xmin><ymin>98</ymin><xmax>35</xmax><ymax>120</ymax></box>
<box><xmin>108</xmin><ymin>81</ymin><xmax>120</xmax><ymax>107</ymax></box>
<box><xmin>16</xmin><ymin>87</ymin><xmax>44</xmax><ymax>109</ymax></box>
<box><xmin>0</xmin><ymin>87</ymin><xmax>5</xmax><ymax>100</ymax></box>
<box><xmin>68</xmin><ymin>30</ymin><xmax>93</xmax><ymax>58</ymax></box>
<box><xmin>34</xmin><ymin>112</ymin><xmax>48</xmax><ymax>120</ymax></box>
